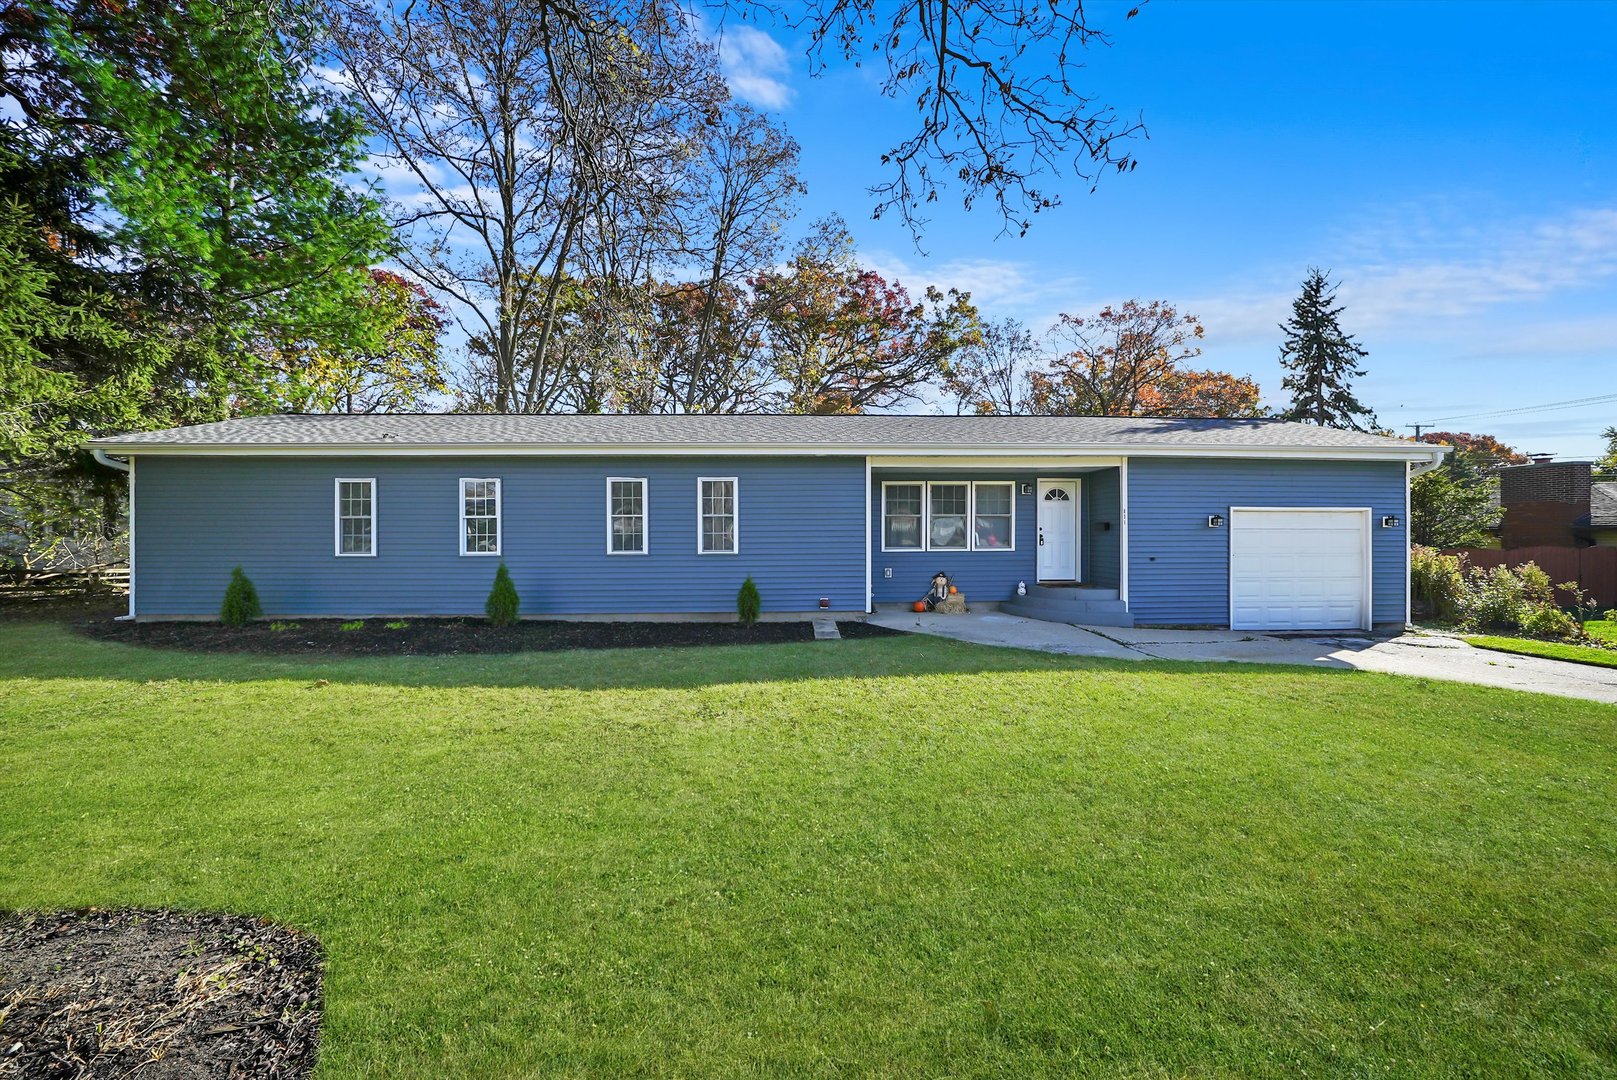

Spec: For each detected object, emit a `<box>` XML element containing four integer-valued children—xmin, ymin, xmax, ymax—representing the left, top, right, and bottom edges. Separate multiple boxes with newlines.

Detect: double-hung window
<box><xmin>927</xmin><ymin>482</ymin><xmax>970</xmax><ymax>550</ymax></box>
<box><xmin>882</xmin><ymin>483</ymin><xmax>924</xmax><ymax>550</ymax></box>
<box><xmin>698</xmin><ymin>477</ymin><xmax>738</xmax><ymax>554</ymax></box>
<box><xmin>460</xmin><ymin>478</ymin><xmax>501</xmax><ymax>555</ymax></box>
<box><xmin>335</xmin><ymin>478</ymin><xmax>375</xmax><ymax>556</ymax></box>
<box><xmin>608</xmin><ymin>477</ymin><xmax>648</xmax><ymax>554</ymax></box>
<box><xmin>881</xmin><ymin>480</ymin><xmax>1017</xmax><ymax>552</ymax></box>
<box><xmin>972</xmin><ymin>482</ymin><xmax>1015</xmax><ymax>550</ymax></box>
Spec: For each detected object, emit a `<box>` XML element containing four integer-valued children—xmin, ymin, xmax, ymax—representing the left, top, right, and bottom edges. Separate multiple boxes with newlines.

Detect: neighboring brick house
<box><xmin>1498</xmin><ymin>460</ymin><xmax>1617</xmax><ymax>547</ymax></box>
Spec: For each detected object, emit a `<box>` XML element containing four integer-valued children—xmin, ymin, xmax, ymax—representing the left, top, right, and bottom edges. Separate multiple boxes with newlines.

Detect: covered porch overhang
<box><xmin>865</xmin><ymin>454</ymin><xmax>1131</xmax><ymax>620</ymax></box>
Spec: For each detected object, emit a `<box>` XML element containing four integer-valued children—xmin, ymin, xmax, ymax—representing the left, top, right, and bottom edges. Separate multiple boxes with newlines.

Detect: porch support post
<box><xmin>1119</xmin><ymin>457</ymin><xmax>1130</xmax><ymax>610</ymax></box>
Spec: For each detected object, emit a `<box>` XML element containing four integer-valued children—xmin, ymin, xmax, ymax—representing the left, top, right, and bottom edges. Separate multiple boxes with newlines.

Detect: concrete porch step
<box><xmin>1030</xmin><ymin>585</ymin><xmax>1119</xmax><ymax>602</ymax></box>
<box><xmin>1001</xmin><ymin>595</ymin><xmax>1134</xmax><ymax>627</ymax></box>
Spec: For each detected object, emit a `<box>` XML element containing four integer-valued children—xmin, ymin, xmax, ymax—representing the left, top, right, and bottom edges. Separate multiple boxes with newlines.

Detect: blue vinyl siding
<box><xmin>1087</xmin><ymin>468</ymin><xmax>1121</xmax><ymax>589</ymax></box>
<box><xmin>133</xmin><ymin>455</ymin><xmax>866</xmax><ymax>617</ymax></box>
<box><xmin>869</xmin><ymin>469</ymin><xmax>1121</xmax><ymax>604</ymax></box>
<box><xmin>1127</xmin><ymin>457</ymin><xmax>1408</xmax><ymax>627</ymax></box>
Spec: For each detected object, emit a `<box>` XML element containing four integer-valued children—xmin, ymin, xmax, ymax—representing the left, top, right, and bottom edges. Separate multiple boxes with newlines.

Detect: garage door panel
<box><xmin>1229</xmin><ymin>509</ymin><xmax>1368</xmax><ymax>631</ymax></box>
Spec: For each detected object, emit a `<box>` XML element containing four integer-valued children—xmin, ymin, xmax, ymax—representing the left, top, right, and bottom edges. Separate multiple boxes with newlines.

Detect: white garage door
<box><xmin>1230</xmin><ymin>508</ymin><xmax>1369</xmax><ymax>631</ymax></box>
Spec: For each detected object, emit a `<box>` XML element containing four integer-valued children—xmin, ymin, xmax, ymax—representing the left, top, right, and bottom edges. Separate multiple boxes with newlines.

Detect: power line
<box><xmin>1413</xmin><ymin>392</ymin><xmax>1617</xmax><ymax>427</ymax></box>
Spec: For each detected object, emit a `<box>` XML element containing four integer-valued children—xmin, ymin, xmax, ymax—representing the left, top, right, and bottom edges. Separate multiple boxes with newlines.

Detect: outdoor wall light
<box><xmin>1208</xmin><ymin>514</ymin><xmax>1226</xmax><ymax>528</ymax></box>
<box><xmin>1381</xmin><ymin>515</ymin><xmax>1402</xmax><ymax>528</ymax></box>
<box><xmin>1020</xmin><ymin>482</ymin><xmax>1034</xmax><ymax>495</ymax></box>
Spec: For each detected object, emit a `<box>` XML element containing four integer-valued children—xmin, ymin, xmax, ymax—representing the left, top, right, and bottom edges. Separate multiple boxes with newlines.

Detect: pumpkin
<box><xmin>912</xmin><ymin>600</ymin><xmax>927</xmax><ymax>612</ymax></box>
<box><xmin>948</xmin><ymin>585</ymin><xmax>958</xmax><ymax>595</ymax></box>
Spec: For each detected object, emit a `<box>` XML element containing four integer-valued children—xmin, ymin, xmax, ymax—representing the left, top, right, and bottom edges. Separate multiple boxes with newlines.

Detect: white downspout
<box><xmin>92</xmin><ymin>449</ymin><xmax>136</xmax><ymax>620</ymax></box>
<box><xmin>1118</xmin><ymin>458</ymin><xmax>1130</xmax><ymax>612</ymax></box>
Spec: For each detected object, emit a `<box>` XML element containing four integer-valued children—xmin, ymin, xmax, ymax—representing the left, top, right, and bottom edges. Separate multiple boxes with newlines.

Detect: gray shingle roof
<box><xmin>1589</xmin><ymin>482</ymin><xmax>1617</xmax><ymax>528</ymax></box>
<box><xmin>89</xmin><ymin>413</ymin><xmax>1441</xmax><ymax>457</ymax></box>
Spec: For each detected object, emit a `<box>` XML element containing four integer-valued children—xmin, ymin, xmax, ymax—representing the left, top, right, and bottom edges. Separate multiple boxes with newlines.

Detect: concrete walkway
<box><xmin>867</xmin><ymin>610</ymin><xmax>1617</xmax><ymax>705</ymax></box>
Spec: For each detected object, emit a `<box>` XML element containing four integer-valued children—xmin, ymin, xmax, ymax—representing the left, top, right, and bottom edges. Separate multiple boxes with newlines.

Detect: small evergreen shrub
<box><xmin>737</xmin><ymin>576</ymin><xmax>761</xmax><ymax>626</ymax></box>
<box><xmin>220</xmin><ymin>567</ymin><xmax>262</xmax><ymax>627</ymax></box>
<box><xmin>340</xmin><ymin>620</ymin><xmax>365</xmax><ymax>632</ymax></box>
<box><xmin>486</xmin><ymin>563</ymin><xmax>520</xmax><ymax>626</ymax></box>
<box><xmin>1410</xmin><ymin>546</ymin><xmax>1466</xmax><ymax>622</ymax></box>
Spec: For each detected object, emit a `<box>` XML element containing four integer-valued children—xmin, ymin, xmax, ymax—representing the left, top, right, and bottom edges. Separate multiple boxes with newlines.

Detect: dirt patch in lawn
<box><xmin>79</xmin><ymin>617</ymin><xmax>907</xmax><ymax>656</ymax></box>
<box><xmin>0</xmin><ymin>908</ymin><xmax>321</xmax><ymax>1079</ymax></box>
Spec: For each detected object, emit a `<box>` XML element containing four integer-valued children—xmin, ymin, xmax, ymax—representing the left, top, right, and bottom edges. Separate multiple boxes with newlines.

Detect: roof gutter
<box><xmin>82</xmin><ymin>441</ymin><xmax>1452</xmax><ymax>464</ymax></box>
<box><xmin>91</xmin><ymin>447</ymin><xmax>132</xmax><ymax>472</ymax></box>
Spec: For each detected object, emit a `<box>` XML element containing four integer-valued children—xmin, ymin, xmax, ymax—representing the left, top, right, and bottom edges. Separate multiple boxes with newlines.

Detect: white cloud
<box><xmin>1183</xmin><ymin>203</ymin><xmax>1617</xmax><ymax>349</ymax></box>
<box><xmin>861</xmin><ymin>251</ymin><xmax>1088</xmax><ymax>322</ymax></box>
<box><xmin>717</xmin><ymin>25</ymin><xmax>793</xmax><ymax>109</ymax></box>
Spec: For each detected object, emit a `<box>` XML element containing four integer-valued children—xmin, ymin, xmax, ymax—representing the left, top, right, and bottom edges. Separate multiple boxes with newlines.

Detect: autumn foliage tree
<box><xmin>752</xmin><ymin>219</ymin><xmax>983</xmax><ymax>413</ymax></box>
<box><xmin>1023</xmin><ymin>301</ymin><xmax>1260</xmax><ymax>417</ymax></box>
<box><xmin>1409</xmin><ymin>430</ymin><xmax>1527</xmax><ymax>548</ymax></box>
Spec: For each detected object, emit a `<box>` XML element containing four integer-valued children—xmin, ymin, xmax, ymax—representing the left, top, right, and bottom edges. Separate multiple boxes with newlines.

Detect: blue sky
<box><xmin>718</xmin><ymin>0</ymin><xmax>1617</xmax><ymax>457</ymax></box>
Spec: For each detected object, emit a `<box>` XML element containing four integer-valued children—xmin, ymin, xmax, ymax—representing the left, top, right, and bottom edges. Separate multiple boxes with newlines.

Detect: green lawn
<box><xmin>2</xmin><ymin>621</ymin><xmax>1615</xmax><ymax>1077</ymax></box>
<box><xmin>1465</xmin><ymin>620</ymin><xmax>1617</xmax><ymax>669</ymax></box>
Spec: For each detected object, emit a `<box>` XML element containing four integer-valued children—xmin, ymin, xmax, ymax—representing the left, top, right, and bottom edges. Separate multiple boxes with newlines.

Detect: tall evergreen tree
<box><xmin>1277</xmin><ymin>269</ymin><xmax>1377</xmax><ymax>431</ymax></box>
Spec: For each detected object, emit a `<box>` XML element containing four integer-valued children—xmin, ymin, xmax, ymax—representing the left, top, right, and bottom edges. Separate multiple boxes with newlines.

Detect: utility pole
<box><xmin>1405</xmin><ymin>423</ymin><xmax>1430</xmax><ymax>439</ymax></box>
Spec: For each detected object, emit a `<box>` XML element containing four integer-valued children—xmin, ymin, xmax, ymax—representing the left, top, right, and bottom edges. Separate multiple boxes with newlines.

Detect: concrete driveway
<box><xmin>866</xmin><ymin>611</ymin><xmax>1617</xmax><ymax>705</ymax></box>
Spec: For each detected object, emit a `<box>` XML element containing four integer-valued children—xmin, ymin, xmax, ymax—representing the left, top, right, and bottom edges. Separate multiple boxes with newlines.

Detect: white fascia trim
<box><xmin>87</xmin><ymin>442</ymin><xmax>1452</xmax><ymax>465</ymax></box>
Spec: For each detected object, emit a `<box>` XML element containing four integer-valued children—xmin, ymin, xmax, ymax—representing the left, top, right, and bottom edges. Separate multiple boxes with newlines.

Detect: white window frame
<box><xmin>606</xmin><ymin>476</ymin><xmax>649</xmax><ymax>555</ymax></box>
<box><xmin>334</xmin><ymin>477</ymin><xmax>376</xmax><ymax>557</ymax></box>
<box><xmin>926</xmin><ymin>481</ymin><xmax>972</xmax><ymax>551</ymax></box>
<box><xmin>882</xmin><ymin>479</ymin><xmax>1020</xmax><ymax>553</ymax></box>
<box><xmin>696</xmin><ymin>476</ymin><xmax>739</xmax><ymax>555</ymax></box>
<box><xmin>458</xmin><ymin>477</ymin><xmax>502</xmax><ymax>557</ymax></box>
<box><xmin>970</xmin><ymin>480</ymin><xmax>1017</xmax><ymax>553</ymax></box>
<box><xmin>880</xmin><ymin>481</ymin><xmax>926</xmax><ymax>552</ymax></box>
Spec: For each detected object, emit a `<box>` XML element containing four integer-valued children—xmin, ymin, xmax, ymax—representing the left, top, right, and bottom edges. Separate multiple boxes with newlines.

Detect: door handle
<box><xmin>1038</xmin><ymin>534</ymin><xmax>1045</xmax><ymax>546</ymax></box>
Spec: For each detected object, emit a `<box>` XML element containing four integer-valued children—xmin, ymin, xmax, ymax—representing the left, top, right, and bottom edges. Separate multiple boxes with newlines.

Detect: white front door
<box><xmin>1036</xmin><ymin>479</ymin><xmax>1080</xmax><ymax>582</ymax></box>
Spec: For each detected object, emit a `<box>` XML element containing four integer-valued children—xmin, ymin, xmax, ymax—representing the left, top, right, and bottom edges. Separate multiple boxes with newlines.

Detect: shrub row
<box><xmin>220</xmin><ymin>567</ymin><xmax>766</xmax><ymax>626</ymax></box>
<box><xmin>1411</xmin><ymin>547</ymin><xmax>1590</xmax><ymax>641</ymax></box>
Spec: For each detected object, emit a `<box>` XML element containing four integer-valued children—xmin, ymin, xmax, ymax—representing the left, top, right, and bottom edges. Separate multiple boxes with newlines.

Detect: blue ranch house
<box><xmin>88</xmin><ymin>414</ymin><xmax>1446</xmax><ymax>631</ymax></box>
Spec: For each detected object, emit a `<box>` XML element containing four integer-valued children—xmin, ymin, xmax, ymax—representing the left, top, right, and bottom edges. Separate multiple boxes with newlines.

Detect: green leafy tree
<box><xmin>1597</xmin><ymin>426</ymin><xmax>1617</xmax><ymax>476</ymax></box>
<box><xmin>1410</xmin><ymin>468</ymin><xmax>1500</xmax><ymax>549</ymax></box>
<box><xmin>1278</xmin><ymin>269</ymin><xmax>1377</xmax><ymax>431</ymax></box>
<box><xmin>271</xmin><ymin>270</ymin><xmax>449</xmax><ymax>414</ymax></box>
<box><xmin>220</xmin><ymin>566</ymin><xmax>263</xmax><ymax>626</ymax></box>
<box><xmin>1408</xmin><ymin>430</ymin><xmax>1526</xmax><ymax>549</ymax></box>
<box><xmin>1</xmin><ymin>0</ymin><xmax>394</xmax><ymax>571</ymax></box>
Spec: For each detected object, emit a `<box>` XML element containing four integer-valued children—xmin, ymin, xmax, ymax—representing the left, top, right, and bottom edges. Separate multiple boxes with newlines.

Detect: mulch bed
<box><xmin>78</xmin><ymin>617</ymin><xmax>906</xmax><ymax>656</ymax></box>
<box><xmin>0</xmin><ymin>909</ymin><xmax>321</xmax><ymax>1079</ymax></box>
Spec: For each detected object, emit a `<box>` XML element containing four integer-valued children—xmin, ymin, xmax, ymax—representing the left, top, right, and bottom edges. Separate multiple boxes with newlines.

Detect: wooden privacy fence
<box><xmin>1443</xmin><ymin>546</ymin><xmax>1617</xmax><ymax>609</ymax></box>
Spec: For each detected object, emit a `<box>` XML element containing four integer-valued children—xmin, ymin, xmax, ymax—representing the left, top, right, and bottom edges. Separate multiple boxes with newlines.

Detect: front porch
<box><xmin>868</xmin><ymin>457</ymin><xmax>1129</xmax><ymax>625</ymax></box>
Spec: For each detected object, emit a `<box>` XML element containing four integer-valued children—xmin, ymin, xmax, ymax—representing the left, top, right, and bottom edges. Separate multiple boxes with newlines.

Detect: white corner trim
<box><xmin>864</xmin><ymin>457</ymin><xmax>872</xmax><ymax>612</ymax></box>
<box><xmin>458</xmin><ymin>477</ymin><xmax>502</xmax><ymax>556</ymax></box>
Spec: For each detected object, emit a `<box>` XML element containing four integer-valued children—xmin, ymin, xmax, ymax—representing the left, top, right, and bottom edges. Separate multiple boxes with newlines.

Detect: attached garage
<box><xmin>1228</xmin><ymin>507</ymin><xmax>1371</xmax><ymax>631</ymax></box>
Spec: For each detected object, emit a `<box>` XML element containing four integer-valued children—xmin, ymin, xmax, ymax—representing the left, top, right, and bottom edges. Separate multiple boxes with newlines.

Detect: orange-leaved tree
<box><xmin>1024</xmin><ymin>300</ymin><xmax>1260</xmax><ymax>417</ymax></box>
